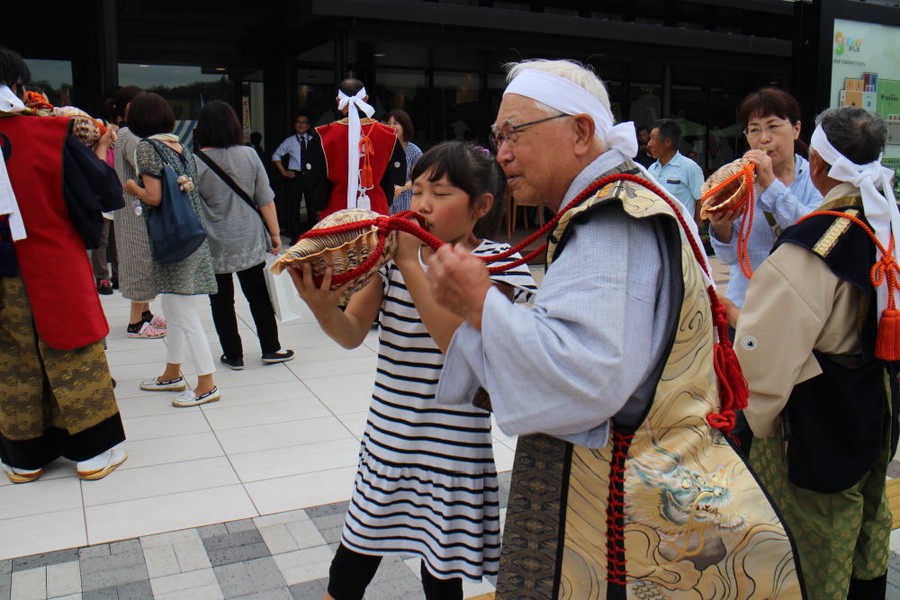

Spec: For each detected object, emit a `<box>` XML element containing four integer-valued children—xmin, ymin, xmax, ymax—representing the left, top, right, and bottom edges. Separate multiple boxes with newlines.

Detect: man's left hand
<box><xmin>427</xmin><ymin>244</ymin><xmax>491</xmax><ymax>330</ymax></box>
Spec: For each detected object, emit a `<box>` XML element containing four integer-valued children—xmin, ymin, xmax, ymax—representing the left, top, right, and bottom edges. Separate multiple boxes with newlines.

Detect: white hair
<box><xmin>505</xmin><ymin>59</ymin><xmax>612</xmax><ymax>119</ymax></box>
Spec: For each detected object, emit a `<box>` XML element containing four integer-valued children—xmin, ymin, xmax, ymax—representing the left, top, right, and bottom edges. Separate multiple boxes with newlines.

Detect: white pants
<box><xmin>160</xmin><ymin>294</ymin><xmax>216</xmax><ymax>376</ymax></box>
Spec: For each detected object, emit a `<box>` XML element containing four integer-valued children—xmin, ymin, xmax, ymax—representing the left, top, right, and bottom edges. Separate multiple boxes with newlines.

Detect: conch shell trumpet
<box><xmin>699</xmin><ymin>158</ymin><xmax>754</xmax><ymax>220</ymax></box>
<box><xmin>270</xmin><ymin>208</ymin><xmax>398</xmax><ymax>298</ymax></box>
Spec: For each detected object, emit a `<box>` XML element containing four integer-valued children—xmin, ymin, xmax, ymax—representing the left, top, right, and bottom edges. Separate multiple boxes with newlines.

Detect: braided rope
<box><xmin>297</xmin><ymin>173</ymin><xmax>746</xmax><ymax>431</ymax></box>
<box><xmin>798</xmin><ymin>209</ymin><xmax>899</xmax><ymax>305</ymax></box>
<box><xmin>700</xmin><ymin>162</ymin><xmax>757</xmax><ymax>280</ymax></box>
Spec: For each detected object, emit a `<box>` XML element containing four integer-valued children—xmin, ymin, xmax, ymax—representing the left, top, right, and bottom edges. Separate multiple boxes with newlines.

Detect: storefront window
<box><xmin>433</xmin><ymin>71</ymin><xmax>482</xmax><ymax>146</ymax></box>
<box><xmin>119</xmin><ymin>64</ymin><xmax>234</xmax><ymax>145</ymax></box>
<box><xmin>22</xmin><ymin>58</ymin><xmax>73</xmax><ymax>107</ymax></box>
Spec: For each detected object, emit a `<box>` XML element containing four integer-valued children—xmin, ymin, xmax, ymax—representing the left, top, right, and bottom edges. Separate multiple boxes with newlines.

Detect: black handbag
<box><xmin>144</xmin><ymin>139</ymin><xmax>207</xmax><ymax>264</ymax></box>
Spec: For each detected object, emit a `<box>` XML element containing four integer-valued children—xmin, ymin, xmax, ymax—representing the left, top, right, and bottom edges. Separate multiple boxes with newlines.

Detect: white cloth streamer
<box><xmin>810</xmin><ymin>124</ymin><xmax>900</xmax><ymax>319</ymax></box>
<box><xmin>0</xmin><ymin>149</ymin><xmax>26</xmax><ymax>240</ymax></box>
<box><xmin>337</xmin><ymin>87</ymin><xmax>375</xmax><ymax>210</ymax></box>
<box><xmin>0</xmin><ymin>85</ymin><xmax>25</xmax><ymax>114</ymax></box>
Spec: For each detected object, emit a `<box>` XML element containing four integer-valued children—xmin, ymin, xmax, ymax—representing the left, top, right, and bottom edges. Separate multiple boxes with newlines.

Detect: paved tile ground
<box><xmin>3</xmin><ymin>243</ymin><xmax>900</xmax><ymax>598</ymax></box>
<box><xmin>0</xmin><ymin>471</ymin><xmax>510</xmax><ymax>600</ymax></box>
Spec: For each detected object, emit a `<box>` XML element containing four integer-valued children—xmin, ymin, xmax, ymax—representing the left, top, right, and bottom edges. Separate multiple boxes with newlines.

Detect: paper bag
<box><xmin>264</xmin><ymin>254</ymin><xmax>303</xmax><ymax>323</ymax></box>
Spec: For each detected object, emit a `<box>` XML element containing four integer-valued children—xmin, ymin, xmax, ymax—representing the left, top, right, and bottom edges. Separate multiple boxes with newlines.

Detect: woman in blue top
<box><xmin>386</xmin><ymin>109</ymin><xmax>423</xmax><ymax>214</ymax></box>
<box><xmin>709</xmin><ymin>87</ymin><xmax>823</xmax><ymax>312</ymax></box>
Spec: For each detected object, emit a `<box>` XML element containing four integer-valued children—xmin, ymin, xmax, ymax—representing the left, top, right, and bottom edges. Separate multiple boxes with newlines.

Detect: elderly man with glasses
<box><xmin>426</xmin><ymin>59</ymin><xmax>804</xmax><ymax>599</ymax></box>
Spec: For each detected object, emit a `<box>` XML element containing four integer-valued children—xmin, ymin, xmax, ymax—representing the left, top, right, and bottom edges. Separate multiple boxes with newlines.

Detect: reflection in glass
<box><xmin>23</xmin><ymin>59</ymin><xmax>73</xmax><ymax>107</ymax></box>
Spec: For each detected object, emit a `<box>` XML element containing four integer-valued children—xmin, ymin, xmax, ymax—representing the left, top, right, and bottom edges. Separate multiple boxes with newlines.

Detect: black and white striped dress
<box><xmin>340</xmin><ymin>240</ymin><xmax>536</xmax><ymax>581</ymax></box>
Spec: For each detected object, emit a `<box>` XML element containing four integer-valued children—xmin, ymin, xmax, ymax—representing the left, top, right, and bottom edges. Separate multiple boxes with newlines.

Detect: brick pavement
<box><xmin>0</xmin><ymin>473</ymin><xmax>510</xmax><ymax>600</ymax></box>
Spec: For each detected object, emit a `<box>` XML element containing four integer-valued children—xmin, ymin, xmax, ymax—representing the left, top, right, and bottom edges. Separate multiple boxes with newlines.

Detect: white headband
<box><xmin>0</xmin><ymin>84</ymin><xmax>25</xmax><ymax>114</ymax></box>
<box><xmin>504</xmin><ymin>69</ymin><xmax>638</xmax><ymax>160</ymax></box>
<box><xmin>504</xmin><ymin>68</ymin><xmax>712</xmax><ymax>289</ymax></box>
<box><xmin>810</xmin><ymin>123</ymin><xmax>900</xmax><ymax>319</ymax></box>
<box><xmin>337</xmin><ymin>87</ymin><xmax>375</xmax><ymax>210</ymax></box>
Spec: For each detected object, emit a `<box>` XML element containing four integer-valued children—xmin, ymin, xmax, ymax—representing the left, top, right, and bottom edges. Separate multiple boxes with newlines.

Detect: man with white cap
<box><xmin>736</xmin><ymin>105</ymin><xmax>897</xmax><ymax>600</ymax></box>
<box><xmin>427</xmin><ymin>59</ymin><xmax>803</xmax><ymax>599</ymax></box>
<box><xmin>314</xmin><ymin>78</ymin><xmax>405</xmax><ymax>221</ymax></box>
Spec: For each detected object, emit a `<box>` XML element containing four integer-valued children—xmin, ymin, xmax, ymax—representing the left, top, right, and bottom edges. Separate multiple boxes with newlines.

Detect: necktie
<box><xmin>301</xmin><ymin>135</ymin><xmax>308</xmax><ymax>152</ymax></box>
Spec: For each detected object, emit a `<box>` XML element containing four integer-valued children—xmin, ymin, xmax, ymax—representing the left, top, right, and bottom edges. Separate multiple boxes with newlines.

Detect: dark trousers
<box><xmin>327</xmin><ymin>543</ymin><xmax>463</xmax><ymax>600</ymax></box>
<box><xmin>208</xmin><ymin>262</ymin><xmax>281</xmax><ymax>359</ymax></box>
<box><xmin>90</xmin><ymin>220</ymin><xmax>118</xmax><ymax>280</ymax></box>
<box><xmin>281</xmin><ymin>172</ymin><xmax>321</xmax><ymax>239</ymax></box>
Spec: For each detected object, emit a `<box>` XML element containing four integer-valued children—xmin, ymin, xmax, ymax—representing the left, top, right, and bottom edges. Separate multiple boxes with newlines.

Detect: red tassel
<box><xmin>875</xmin><ymin>308</ymin><xmax>900</xmax><ymax>361</ymax></box>
<box><xmin>706</xmin><ymin>289</ymin><xmax>750</xmax><ymax>436</ymax></box>
<box><xmin>360</xmin><ymin>164</ymin><xmax>373</xmax><ymax>189</ymax></box>
<box><xmin>358</xmin><ymin>132</ymin><xmax>375</xmax><ymax>189</ymax></box>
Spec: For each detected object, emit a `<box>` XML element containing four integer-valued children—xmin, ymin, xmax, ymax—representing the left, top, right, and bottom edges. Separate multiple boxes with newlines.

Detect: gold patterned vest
<box><xmin>496</xmin><ymin>176</ymin><xmax>805</xmax><ymax>599</ymax></box>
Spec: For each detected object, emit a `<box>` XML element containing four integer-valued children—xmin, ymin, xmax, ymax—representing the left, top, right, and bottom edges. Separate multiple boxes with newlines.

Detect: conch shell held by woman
<box><xmin>699</xmin><ymin>158</ymin><xmax>753</xmax><ymax>220</ymax></box>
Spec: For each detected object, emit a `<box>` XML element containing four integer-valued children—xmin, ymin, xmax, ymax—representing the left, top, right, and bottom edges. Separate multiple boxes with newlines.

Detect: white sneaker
<box><xmin>140</xmin><ymin>375</ymin><xmax>187</xmax><ymax>392</ymax></box>
<box><xmin>172</xmin><ymin>387</ymin><xmax>221</xmax><ymax>408</ymax></box>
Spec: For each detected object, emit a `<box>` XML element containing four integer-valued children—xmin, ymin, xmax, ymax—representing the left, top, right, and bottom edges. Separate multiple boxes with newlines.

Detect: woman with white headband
<box><xmin>735</xmin><ymin>105</ymin><xmax>896</xmax><ymax>599</ymax></box>
<box><xmin>313</xmin><ymin>78</ymin><xmax>406</xmax><ymax>220</ymax></box>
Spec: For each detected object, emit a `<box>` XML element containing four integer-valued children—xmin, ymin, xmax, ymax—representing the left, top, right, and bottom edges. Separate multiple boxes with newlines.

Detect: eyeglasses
<box><xmin>743</xmin><ymin>122</ymin><xmax>787</xmax><ymax>140</ymax></box>
<box><xmin>489</xmin><ymin>114</ymin><xmax>571</xmax><ymax>150</ymax></box>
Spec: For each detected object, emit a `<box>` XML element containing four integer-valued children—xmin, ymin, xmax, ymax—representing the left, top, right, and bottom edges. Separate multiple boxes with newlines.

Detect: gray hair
<box><xmin>815</xmin><ymin>106</ymin><xmax>886</xmax><ymax>165</ymax></box>
<box><xmin>504</xmin><ymin>59</ymin><xmax>612</xmax><ymax>146</ymax></box>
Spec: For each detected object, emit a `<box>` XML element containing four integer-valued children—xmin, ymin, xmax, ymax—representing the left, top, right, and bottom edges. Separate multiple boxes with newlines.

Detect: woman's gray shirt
<box><xmin>194</xmin><ymin>145</ymin><xmax>276</xmax><ymax>274</ymax></box>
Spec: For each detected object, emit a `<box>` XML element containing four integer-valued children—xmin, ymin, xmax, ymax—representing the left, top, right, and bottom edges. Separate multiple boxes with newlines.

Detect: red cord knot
<box><xmin>871</xmin><ymin>250</ymin><xmax>900</xmax><ymax>293</ymax></box>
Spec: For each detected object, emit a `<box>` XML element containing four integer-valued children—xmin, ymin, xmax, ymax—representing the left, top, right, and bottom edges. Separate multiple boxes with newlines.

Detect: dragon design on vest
<box><xmin>627</xmin><ymin>428</ymin><xmax>746</xmax><ymax>568</ymax></box>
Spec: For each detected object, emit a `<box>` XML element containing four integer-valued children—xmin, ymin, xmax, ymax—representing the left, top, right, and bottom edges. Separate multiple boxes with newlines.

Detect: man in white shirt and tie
<box><xmin>272</xmin><ymin>113</ymin><xmax>324</xmax><ymax>239</ymax></box>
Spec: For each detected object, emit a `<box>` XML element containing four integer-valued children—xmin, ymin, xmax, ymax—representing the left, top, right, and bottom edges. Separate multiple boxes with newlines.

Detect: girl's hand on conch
<box><xmin>288</xmin><ymin>263</ymin><xmax>351</xmax><ymax>315</ymax></box>
<box><xmin>394</xmin><ymin>230</ymin><xmax>422</xmax><ymax>265</ymax></box>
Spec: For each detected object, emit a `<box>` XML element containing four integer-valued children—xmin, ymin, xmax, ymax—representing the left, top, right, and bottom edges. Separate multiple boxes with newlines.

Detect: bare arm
<box><xmin>394</xmin><ymin>232</ymin><xmax>464</xmax><ymax>352</ymax></box>
<box><xmin>259</xmin><ymin>202</ymin><xmax>282</xmax><ymax>254</ymax></box>
<box><xmin>123</xmin><ymin>174</ymin><xmax>162</xmax><ymax>207</ymax></box>
<box><xmin>288</xmin><ymin>263</ymin><xmax>382</xmax><ymax>348</ymax></box>
<box><xmin>273</xmin><ymin>160</ymin><xmax>294</xmax><ymax>179</ymax></box>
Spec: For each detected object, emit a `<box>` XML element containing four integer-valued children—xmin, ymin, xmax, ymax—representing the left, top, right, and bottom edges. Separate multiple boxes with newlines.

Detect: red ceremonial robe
<box><xmin>0</xmin><ymin>115</ymin><xmax>108</xmax><ymax>350</ymax></box>
<box><xmin>316</xmin><ymin>120</ymin><xmax>398</xmax><ymax>219</ymax></box>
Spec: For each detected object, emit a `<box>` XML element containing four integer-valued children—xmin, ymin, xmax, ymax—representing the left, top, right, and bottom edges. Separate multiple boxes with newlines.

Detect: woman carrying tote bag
<box><xmin>193</xmin><ymin>100</ymin><xmax>293</xmax><ymax>371</ymax></box>
<box><xmin>123</xmin><ymin>92</ymin><xmax>221</xmax><ymax>407</ymax></box>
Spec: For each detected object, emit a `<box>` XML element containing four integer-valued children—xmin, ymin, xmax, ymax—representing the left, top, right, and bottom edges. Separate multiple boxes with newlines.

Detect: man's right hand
<box><xmin>426</xmin><ymin>244</ymin><xmax>492</xmax><ymax>331</ymax></box>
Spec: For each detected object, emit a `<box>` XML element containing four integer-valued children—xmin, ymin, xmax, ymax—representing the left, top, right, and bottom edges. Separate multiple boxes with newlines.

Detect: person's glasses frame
<box><xmin>490</xmin><ymin>113</ymin><xmax>571</xmax><ymax>151</ymax></box>
<box><xmin>743</xmin><ymin>121</ymin><xmax>788</xmax><ymax>141</ymax></box>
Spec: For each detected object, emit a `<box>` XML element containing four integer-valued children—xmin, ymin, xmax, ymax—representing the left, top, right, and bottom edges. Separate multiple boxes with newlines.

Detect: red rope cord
<box><xmin>699</xmin><ymin>163</ymin><xmax>757</xmax><ymax>280</ymax></box>
<box><xmin>798</xmin><ymin>210</ymin><xmax>899</xmax><ymax>310</ymax></box>
<box><xmin>299</xmin><ymin>173</ymin><xmax>715</xmax><ymax>284</ymax></box>
<box><xmin>299</xmin><ymin>172</ymin><xmax>746</xmax><ymax>433</ymax></box>
<box><xmin>605</xmin><ymin>429</ymin><xmax>634</xmax><ymax>585</ymax></box>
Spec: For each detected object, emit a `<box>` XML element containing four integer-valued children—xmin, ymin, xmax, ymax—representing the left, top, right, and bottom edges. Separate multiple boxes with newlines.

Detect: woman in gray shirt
<box><xmin>193</xmin><ymin>101</ymin><xmax>293</xmax><ymax>370</ymax></box>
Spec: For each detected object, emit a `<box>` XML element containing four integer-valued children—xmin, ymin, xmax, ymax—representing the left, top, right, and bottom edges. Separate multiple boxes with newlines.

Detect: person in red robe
<box><xmin>314</xmin><ymin>78</ymin><xmax>406</xmax><ymax>220</ymax></box>
<box><xmin>0</xmin><ymin>46</ymin><xmax>128</xmax><ymax>483</ymax></box>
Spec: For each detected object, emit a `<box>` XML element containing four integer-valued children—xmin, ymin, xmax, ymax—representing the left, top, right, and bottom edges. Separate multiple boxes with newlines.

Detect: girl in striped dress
<box><xmin>293</xmin><ymin>142</ymin><xmax>536</xmax><ymax>599</ymax></box>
